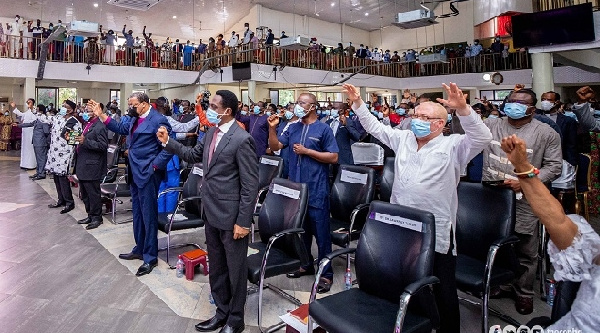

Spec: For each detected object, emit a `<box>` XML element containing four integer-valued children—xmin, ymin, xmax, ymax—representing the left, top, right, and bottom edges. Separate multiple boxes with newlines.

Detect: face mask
<box><xmin>58</xmin><ymin>107</ymin><xmax>67</xmax><ymax>116</ymax></box>
<box><xmin>331</xmin><ymin>112</ymin><xmax>339</xmax><ymax>119</ymax></box>
<box><xmin>349</xmin><ymin>111</ymin><xmax>354</xmax><ymax>116</ymax></box>
<box><xmin>316</xmin><ymin>110</ymin><xmax>321</xmax><ymax>115</ymax></box>
<box><xmin>447</xmin><ymin>114</ymin><xmax>453</xmax><ymax>123</ymax></box>
<box><xmin>540</xmin><ymin>100</ymin><xmax>555</xmax><ymax>112</ymax></box>
<box><xmin>253</xmin><ymin>106</ymin><xmax>260</xmax><ymax>114</ymax></box>
<box><xmin>503</xmin><ymin>102</ymin><xmax>529</xmax><ymax>119</ymax></box>
<box><xmin>205</xmin><ymin>108</ymin><xmax>225</xmax><ymax>124</ymax></box>
<box><xmin>593</xmin><ymin>109</ymin><xmax>600</xmax><ymax>117</ymax></box>
<box><xmin>410</xmin><ymin>118</ymin><xmax>434</xmax><ymax>138</ymax></box>
<box><xmin>284</xmin><ymin>110</ymin><xmax>294</xmax><ymax>120</ymax></box>
<box><xmin>377</xmin><ymin>112</ymin><xmax>384</xmax><ymax>119</ymax></box>
<box><xmin>179</xmin><ymin>105</ymin><xmax>184</xmax><ymax>113</ymax></box>
<box><xmin>564</xmin><ymin>111</ymin><xmax>577</xmax><ymax>121</ymax></box>
<box><xmin>4</xmin><ymin>112</ymin><xmax>8</xmax><ymax>116</ymax></box>
<box><xmin>294</xmin><ymin>104</ymin><xmax>309</xmax><ymax>118</ymax></box>
<box><xmin>127</xmin><ymin>106</ymin><xmax>138</xmax><ymax>117</ymax></box>
<box><xmin>488</xmin><ymin>114</ymin><xmax>498</xmax><ymax>119</ymax></box>
<box><xmin>241</xmin><ymin>110</ymin><xmax>247</xmax><ymax>116</ymax></box>
<box><xmin>396</xmin><ymin>108</ymin><xmax>406</xmax><ymax>115</ymax></box>
<box><xmin>322</xmin><ymin>110</ymin><xmax>330</xmax><ymax>116</ymax></box>
<box><xmin>81</xmin><ymin>113</ymin><xmax>90</xmax><ymax>122</ymax></box>
<box><xmin>265</xmin><ymin>111</ymin><xmax>272</xmax><ymax>116</ymax></box>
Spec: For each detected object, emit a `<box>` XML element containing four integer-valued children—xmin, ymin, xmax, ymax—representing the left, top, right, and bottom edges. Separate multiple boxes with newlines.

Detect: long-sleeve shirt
<box><xmin>237</xmin><ymin>113</ymin><xmax>269</xmax><ymax>158</ymax></box>
<box><xmin>482</xmin><ymin>117</ymin><xmax>562</xmax><ymax>234</ymax></box>
<box><xmin>122</xmin><ymin>28</ymin><xmax>134</xmax><ymax>47</ymax></box>
<box><xmin>352</xmin><ymin>102</ymin><xmax>493</xmax><ymax>254</ymax></box>
<box><xmin>167</xmin><ymin>116</ymin><xmax>199</xmax><ymax>140</ymax></box>
<box><xmin>572</xmin><ymin>102</ymin><xmax>600</xmax><ymax>132</ymax></box>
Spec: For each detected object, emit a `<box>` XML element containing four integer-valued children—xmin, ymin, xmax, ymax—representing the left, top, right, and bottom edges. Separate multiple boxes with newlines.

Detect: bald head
<box><xmin>298</xmin><ymin>92</ymin><xmax>317</xmax><ymax>104</ymax></box>
<box><xmin>415</xmin><ymin>101</ymin><xmax>447</xmax><ymax>120</ymax></box>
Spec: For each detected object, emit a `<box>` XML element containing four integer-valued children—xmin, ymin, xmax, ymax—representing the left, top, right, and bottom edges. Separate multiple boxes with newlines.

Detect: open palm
<box><xmin>436</xmin><ymin>83</ymin><xmax>467</xmax><ymax>111</ymax></box>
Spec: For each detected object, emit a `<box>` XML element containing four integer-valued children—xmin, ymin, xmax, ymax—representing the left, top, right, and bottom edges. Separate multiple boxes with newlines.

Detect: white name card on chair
<box><xmin>260</xmin><ymin>157</ymin><xmax>280</xmax><ymax>166</ymax></box>
<box><xmin>371</xmin><ymin>212</ymin><xmax>423</xmax><ymax>233</ymax></box>
<box><xmin>340</xmin><ymin>170</ymin><xmax>368</xmax><ymax>184</ymax></box>
<box><xmin>192</xmin><ymin>166</ymin><xmax>204</xmax><ymax>176</ymax></box>
<box><xmin>272</xmin><ymin>184</ymin><xmax>300</xmax><ymax>199</ymax></box>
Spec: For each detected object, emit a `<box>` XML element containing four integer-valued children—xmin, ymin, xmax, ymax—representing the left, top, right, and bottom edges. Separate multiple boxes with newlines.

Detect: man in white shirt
<box><xmin>343</xmin><ymin>82</ymin><xmax>493</xmax><ymax>333</ymax></box>
<box><xmin>228</xmin><ymin>31</ymin><xmax>238</xmax><ymax>48</ymax></box>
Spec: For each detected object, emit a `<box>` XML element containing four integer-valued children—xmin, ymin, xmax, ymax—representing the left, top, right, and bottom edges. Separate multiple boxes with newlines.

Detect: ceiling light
<box><xmin>173</xmin><ymin>15</ymin><xmax>177</xmax><ymax>19</ymax></box>
<box><xmin>331</xmin><ymin>2</ymin><xmax>335</xmax><ymax>6</ymax></box>
<box><xmin>93</xmin><ymin>3</ymin><xmax>98</xmax><ymax>7</ymax></box>
<box><xmin>365</xmin><ymin>13</ymin><xmax>369</xmax><ymax>16</ymax></box>
<box><xmin>482</xmin><ymin>73</ymin><xmax>491</xmax><ymax>81</ymax></box>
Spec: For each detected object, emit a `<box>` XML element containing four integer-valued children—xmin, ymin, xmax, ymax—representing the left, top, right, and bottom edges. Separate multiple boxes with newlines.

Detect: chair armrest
<box><xmin>491</xmin><ymin>235</ymin><xmax>519</xmax><ymax>248</ymax></box>
<box><xmin>158</xmin><ymin>187</ymin><xmax>184</xmax><ymax>198</ymax></box>
<box><xmin>269</xmin><ymin>227</ymin><xmax>305</xmax><ymax>242</ymax></box>
<box><xmin>179</xmin><ymin>195</ymin><xmax>203</xmax><ymax>204</ymax></box>
<box><xmin>348</xmin><ymin>203</ymin><xmax>372</xmax><ymax>234</ymax></box>
<box><xmin>324</xmin><ymin>247</ymin><xmax>357</xmax><ymax>262</ymax></box>
<box><xmin>308</xmin><ymin>248</ymin><xmax>358</xmax><ymax>303</ymax></box>
<box><xmin>252</xmin><ymin>186</ymin><xmax>270</xmax><ymax>216</ymax></box>
<box><xmin>395</xmin><ymin>276</ymin><xmax>440</xmax><ymax>332</ymax></box>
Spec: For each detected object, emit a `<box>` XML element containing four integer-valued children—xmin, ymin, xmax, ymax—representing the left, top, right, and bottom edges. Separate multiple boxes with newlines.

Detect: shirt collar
<box><xmin>139</xmin><ymin>107</ymin><xmax>150</xmax><ymax>119</ymax></box>
<box><xmin>217</xmin><ymin>118</ymin><xmax>235</xmax><ymax>133</ymax></box>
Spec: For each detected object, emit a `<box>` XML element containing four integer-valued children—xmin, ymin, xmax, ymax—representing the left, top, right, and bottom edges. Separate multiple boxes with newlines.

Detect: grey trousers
<box><xmin>34</xmin><ymin>145</ymin><xmax>48</xmax><ymax>177</ymax></box>
<box><xmin>514</xmin><ymin>222</ymin><xmax>539</xmax><ymax>297</ymax></box>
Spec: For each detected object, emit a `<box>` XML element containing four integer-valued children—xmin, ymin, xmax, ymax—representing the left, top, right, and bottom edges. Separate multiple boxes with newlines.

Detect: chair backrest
<box><xmin>107</xmin><ymin>144</ymin><xmax>120</xmax><ymax>169</ymax></box>
<box><xmin>182</xmin><ymin>163</ymin><xmax>203</xmax><ymax>216</ymax></box>
<box><xmin>550</xmin><ymin>281</ymin><xmax>582</xmax><ymax>323</ymax></box>
<box><xmin>379</xmin><ymin>157</ymin><xmax>395</xmax><ymax>202</ymax></box>
<box><xmin>258</xmin><ymin>178</ymin><xmax>309</xmax><ymax>259</ymax></box>
<box><xmin>351</xmin><ymin>142</ymin><xmax>385</xmax><ymax>166</ymax></box>
<box><xmin>330</xmin><ymin>165</ymin><xmax>376</xmax><ymax>222</ymax></box>
<box><xmin>258</xmin><ymin>155</ymin><xmax>284</xmax><ymax>190</ymax></box>
<box><xmin>356</xmin><ymin>201</ymin><xmax>436</xmax><ymax>304</ymax></box>
<box><xmin>456</xmin><ymin>182</ymin><xmax>516</xmax><ymax>263</ymax></box>
<box><xmin>576</xmin><ymin>153</ymin><xmax>591</xmax><ymax>194</ymax></box>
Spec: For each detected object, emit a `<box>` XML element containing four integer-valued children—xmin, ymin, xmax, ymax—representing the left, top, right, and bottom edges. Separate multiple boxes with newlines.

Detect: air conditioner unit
<box><xmin>279</xmin><ymin>36</ymin><xmax>311</xmax><ymax>50</ymax></box>
<box><xmin>393</xmin><ymin>9</ymin><xmax>438</xmax><ymax>29</ymax></box>
<box><xmin>67</xmin><ymin>21</ymin><xmax>100</xmax><ymax>37</ymax></box>
<box><xmin>107</xmin><ymin>0</ymin><xmax>161</xmax><ymax>11</ymax></box>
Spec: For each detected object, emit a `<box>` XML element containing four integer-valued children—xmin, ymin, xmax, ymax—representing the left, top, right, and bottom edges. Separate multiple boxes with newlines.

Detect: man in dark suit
<box><xmin>74</xmin><ymin>106</ymin><xmax>108</xmax><ymax>230</ymax></box>
<box><xmin>540</xmin><ymin>91</ymin><xmax>578</xmax><ymax>167</ymax></box>
<box><xmin>90</xmin><ymin>92</ymin><xmax>173</xmax><ymax>276</ymax></box>
<box><xmin>157</xmin><ymin>90</ymin><xmax>258</xmax><ymax>333</ymax></box>
<box><xmin>326</xmin><ymin>109</ymin><xmax>361</xmax><ymax>166</ymax></box>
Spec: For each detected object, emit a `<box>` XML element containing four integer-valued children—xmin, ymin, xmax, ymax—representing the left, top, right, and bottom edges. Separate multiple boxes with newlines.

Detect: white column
<box><xmin>531</xmin><ymin>53</ymin><xmax>554</xmax><ymax>108</ymax></box>
<box><xmin>248</xmin><ymin>80</ymin><xmax>256</xmax><ymax>102</ymax></box>
<box><xmin>359</xmin><ymin>86</ymin><xmax>368</xmax><ymax>102</ymax></box>
<box><xmin>120</xmin><ymin>83</ymin><xmax>133</xmax><ymax>110</ymax></box>
<box><xmin>23</xmin><ymin>77</ymin><xmax>35</xmax><ymax>103</ymax></box>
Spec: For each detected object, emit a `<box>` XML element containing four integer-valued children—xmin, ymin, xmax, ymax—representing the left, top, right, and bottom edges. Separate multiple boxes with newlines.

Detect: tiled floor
<box><xmin>0</xmin><ymin>150</ymin><xmax>559</xmax><ymax>333</ymax></box>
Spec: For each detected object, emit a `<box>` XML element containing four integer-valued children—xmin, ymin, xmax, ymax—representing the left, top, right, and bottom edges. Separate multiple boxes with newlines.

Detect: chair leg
<box><xmin>482</xmin><ymin>288</ymin><xmax>490</xmax><ymax>333</ymax></box>
<box><xmin>539</xmin><ymin>225</ymin><xmax>548</xmax><ymax>300</ymax></box>
<box><xmin>111</xmin><ymin>198</ymin><xmax>117</xmax><ymax>224</ymax></box>
<box><xmin>584</xmin><ymin>193</ymin><xmax>590</xmax><ymax>221</ymax></box>
<box><xmin>166</xmin><ymin>231</ymin><xmax>171</xmax><ymax>267</ymax></box>
<box><xmin>251</xmin><ymin>221</ymin><xmax>255</xmax><ymax>243</ymax></box>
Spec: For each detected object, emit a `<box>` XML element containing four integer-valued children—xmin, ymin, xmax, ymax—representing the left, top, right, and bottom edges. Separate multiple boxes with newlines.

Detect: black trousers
<box><xmin>205</xmin><ymin>222</ymin><xmax>249</xmax><ymax>328</ymax></box>
<box><xmin>53</xmin><ymin>174</ymin><xmax>74</xmax><ymax>206</ymax></box>
<box><xmin>432</xmin><ymin>232</ymin><xmax>460</xmax><ymax>333</ymax></box>
<box><xmin>80</xmin><ymin>180</ymin><xmax>102</xmax><ymax>219</ymax></box>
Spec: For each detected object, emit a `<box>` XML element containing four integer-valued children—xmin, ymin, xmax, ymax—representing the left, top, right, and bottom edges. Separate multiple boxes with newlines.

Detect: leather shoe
<box><xmin>48</xmin><ymin>202</ymin><xmax>65</xmax><ymax>208</ymax></box>
<box><xmin>29</xmin><ymin>174</ymin><xmax>37</xmax><ymax>179</ymax></box>
<box><xmin>119</xmin><ymin>252</ymin><xmax>143</xmax><ymax>260</ymax></box>
<box><xmin>286</xmin><ymin>267</ymin><xmax>315</xmax><ymax>279</ymax></box>
<box><xmin>135</xmin><ymin>261</ymin><xmax>157</xmax><ymax>276</ymax></box>
<box><xmin>31</xmin><ymin>175</ymin><xmax>46</xmax><ymax>180</ymax></box>
<box><xmin>218</xmin><ymin>324</ymin><xmax>244</xmax><ymax>333</ymax></box>
<box><xmin>77</xmin><ymin>217</ymin><xmax>92</xmax><ymax>224</ymax></box>
<box><xmin>515</xmin><ymin>296</ymin><xmax>533</xmax><ymax>315</ymax></box>
<box><xmin>194</xmin><ymin>316</ymin><xmax>227</xmax><ymax>332</ymax></box>
<box><xmin>60</xmin><ymin>204</ymin><xmax>75</xmax><ymax>214</ymax></box>
<box><xmin>317</xmin><ymin>277</ymin><xmax>332</xmax><ymax>294</ymax></box>
<box><xmin>86</xmin><ymin>219</ymin><xmax>103</xmax><ymax>230</ymax></box>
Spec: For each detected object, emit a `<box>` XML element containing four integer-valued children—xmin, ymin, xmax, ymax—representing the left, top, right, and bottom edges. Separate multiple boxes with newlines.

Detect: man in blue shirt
<box><xmin>122</xmin><ymin>25</ymin><xmax>135</xmax><ymax>66</ymax></box>
<box><xmin>268</xmin><ymin>93</ymin><xmax>339</xmax><ymax>293</ymax></box>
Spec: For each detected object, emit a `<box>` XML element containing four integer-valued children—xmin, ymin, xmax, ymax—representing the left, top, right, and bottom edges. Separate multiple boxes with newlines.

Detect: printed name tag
<box><xmin>260</xmin><ymin>157</ymin><xmax>279</xmax><ymax>166</ymax></box>
<box><xmin>272</xmin><ymin>184</ymin><xmax>300</xmax><ymax>199</ymax></box>
<box><xmin>192</xmin><ymin>166</ymin><xmax>204</xmax><ymax>176</ymax></box>
<box><xmin>107</xmin><ymin>147</ymin><xmax>116</xmax><ymax>153</ymax></box>
<box><xmin>370</xmin><ymin>212</ymin><xmax>423</xmax><ymax>233</ymax></box>
<box><xmin>340</xmin><ymin>170</ymin><xmax>367</xmax><ymax>184</ymax></box>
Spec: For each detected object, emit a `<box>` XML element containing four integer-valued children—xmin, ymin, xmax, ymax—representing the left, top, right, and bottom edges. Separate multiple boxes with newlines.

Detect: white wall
<box><xmin>472</xmin><ymin>0</ymin><xmax>533</xmax><ymax>26</ymax></box>
<box><xmin>370</xmin><ymin>1</ymin><xmax>475</xmax><ymax>52</ymax></box>
<box><xmin>223</xmin><ymin>5</ymin><xmax>259</xmax><ymax>43</ymax></box>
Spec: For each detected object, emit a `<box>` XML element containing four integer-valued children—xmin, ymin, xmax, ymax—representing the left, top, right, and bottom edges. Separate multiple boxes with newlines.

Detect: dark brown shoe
<box><xmin>515</xmin><ymin>296</ymin><xmax>533</xmax><ymax>315</ymax></box>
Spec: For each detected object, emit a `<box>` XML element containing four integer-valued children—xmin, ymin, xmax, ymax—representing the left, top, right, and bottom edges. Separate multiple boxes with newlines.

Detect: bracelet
<box><xmin>516</xmin><ymin>167</ymin><xmax>539</xmax><ymax>179</ymax></box>
<box><xmin>514</xmin><ymin>166</ymin><xmax>535</xmax><ymax>175</ymax></box>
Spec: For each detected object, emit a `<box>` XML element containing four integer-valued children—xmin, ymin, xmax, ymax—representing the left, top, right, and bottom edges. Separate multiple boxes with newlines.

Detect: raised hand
<box><xmin>267</xmin><ymin>114</ymin><xmax>280</xmax><ymax>128</ymax></box>
<box><xmin>342</xmin><ymin>84</ymin><xmax>361</xmax><ymax>105</ymax></box>
<box><xmin>576</xmin><ymin>86</ymin><xmax>595</xmax><ymax>103</ymax></box>
<box><xmin>500</xmin><ymin>134</ymin><xmax>531</xmax><ymax>172</ymax></box>
<box><xmin>156</xmin><ymin>126</ymin><xmax>169</xmax><ymax>144</ymax></box>
<box><xmin>9</xmin><ymin>101</ymin><xmax>15</xmax><ymax>109</ymax></box>
<box><xmin>86</xmin><ymin>100</ymin><xmax>103</xmax><ymax>118</ymax></box>
<box><xmin>437</xmin><ymin>82</ymin><xmax>468</xmax><ymax>114</ymax></box>
<box><xmin>381</xmin><ymin>105</ymin><xmax>390</xmax><ymax>118</ymax></box>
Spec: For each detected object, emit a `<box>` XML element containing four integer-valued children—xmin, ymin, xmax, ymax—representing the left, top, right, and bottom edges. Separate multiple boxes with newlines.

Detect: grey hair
<box><xmin>129</xmin><ymin>92</ymin><xmax>149</xmax><ymax>104</ymax></box>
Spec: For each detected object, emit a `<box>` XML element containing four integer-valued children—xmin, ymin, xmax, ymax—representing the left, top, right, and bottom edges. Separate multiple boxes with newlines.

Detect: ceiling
<box><xmin>4</xmin><ymin>0</ymin><xmax>439</xmax><ymax>43</ymax></box>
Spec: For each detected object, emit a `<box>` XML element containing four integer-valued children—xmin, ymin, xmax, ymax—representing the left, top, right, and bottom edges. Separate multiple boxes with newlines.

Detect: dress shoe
<box><xmin>286</xmin><ymin>267</ymin><xmax>315</xmax><ymax>279</ymax></box>
<box><xmin>515</xmin><ymin>296</ymin><xmax>533</xmax><ymax>315</ymax></box>
<box><xmin>29</xmin><ymin>174</ymin><xmax>38</xmax><ymax>179</ymax></box>
<box><xmin>317</xmin><ymin>277</ymin><xmax>332</xmax><ymax>294</ymax></box>
<box><xmin>195</xmin><ymin>316</ymin><xmax>227</xmax><ymax>332</ymax></box>
<box><xmin>118</xmin><ymin>252</ymin><xmax>143</xmax><ymax>260</ymax></box>
<box><xmin>77</xmin><ymin>217</ymin><xmax>92</xmax><ymax>224</ymax></box>
<box><xmin>31</xmin><ymin>175</ymin><xmax>46</xmax><ymax>180</ymax></box>
<box><xmin>60</xmin><ymin>204</ymin><xmax>75</xmax><ymax>214</ymax></box>
<box><xmin>86</xmin><ymin>219</ymin><xmax>103</xmax><ymax>230</ymax></box>
<box><xmin>48</xmin><ymin>202</ymin><xmax>65</xmax><ymax>208</ymax></box>
<box><xmin>135</xmin><ymin>261</ymin><xmax>157</xmax><ymax>276</ymax></box>
<box><xmin>218</xmin><ymin>324</ymin><xmax>244</xmax><ymax>333</ymax></box>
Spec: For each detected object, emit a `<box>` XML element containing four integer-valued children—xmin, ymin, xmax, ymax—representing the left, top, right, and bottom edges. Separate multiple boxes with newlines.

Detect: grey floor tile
<box><xmin>70</xmin><ymin>306</ymin><xmax>142</xmax><ymax>333</ymax></box>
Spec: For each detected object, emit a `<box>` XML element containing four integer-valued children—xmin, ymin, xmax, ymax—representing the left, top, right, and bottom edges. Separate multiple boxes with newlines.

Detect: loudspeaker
<box><xmin>232</xmin><ymin>62</ymin><xmax>251</xmax><ymax>81</ymax></box>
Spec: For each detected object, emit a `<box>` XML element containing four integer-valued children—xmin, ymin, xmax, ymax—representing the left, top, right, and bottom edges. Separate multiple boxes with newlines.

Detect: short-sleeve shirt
<box><xmin>278</xmin><ymin>121</ymin><xmax>339</xmax><ymax>208</ymax></box>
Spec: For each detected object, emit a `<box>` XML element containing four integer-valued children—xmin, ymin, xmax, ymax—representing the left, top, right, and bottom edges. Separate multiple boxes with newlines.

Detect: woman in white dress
<box><xmin>11</xmin><ymin>99</ymin><xmax>37</xmax><ymax>169</ymax></box>
<box><xmin>501</xmin><ymin>135</ymin><xmax>600</xmax><ymax>331</ymax></box>
<box><xmin>46</xmin><ymin>100</ymin><xmax>81</xmax><ymax>214</ymax></box>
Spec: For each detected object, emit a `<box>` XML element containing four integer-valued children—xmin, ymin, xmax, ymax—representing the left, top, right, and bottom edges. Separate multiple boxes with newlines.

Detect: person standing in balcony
<box><xmin>122</xmin><ymin>25</ymin><xmax>135</xmax><ymax>66</ymax></box>
<box><xmin>101</xmin><ymin>29</ymin><xmax>117</xmax><ymax>64</ymax></box>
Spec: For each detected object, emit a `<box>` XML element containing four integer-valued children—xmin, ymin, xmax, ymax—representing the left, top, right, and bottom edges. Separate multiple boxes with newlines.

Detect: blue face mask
<box><xmin>503</xmin><ymin>102</ymin><xmax>530</xmax><ymax>119</ymax></box>
<box><xmin>316</xmin><ymin>110</ymin><xmax>322</xmax><ymax>115</ymax></box>
<box><xmin>396</xmin><ymin>108</ymin><xmax>406</xmax><ymax>115</ymax></box>
<box><xmin>205</xmin><ymin>108</ymin><xmax>223</xmax><ymax>124</ymax></box>
<box><xmin>241</xmin><ymin>110</ymin><xmax>248</xmax><ymax>115</ymax></box>
<box><xmin>265</xmin><ymin>111</ymin><xmax>272</xmax><ymax>116</ymax></box>
<box><xmin>81</xmin><ymin>112</ymin><xmax>90</xmax><ymax>122</ymax></box>
<box><xmin>564</xmin><ymin>111</ymin><xmax>577</xmax><ymax>121</ymax></box>
<box><xmin>593</xmin><ymin>109</ymin><xmax>600</xmax><ymax>117</ymax></box>
<box><xmin>488</xmin><ymin>114</ymin><xmax>498</xmax><ymax>119</ymax></box>
<box><xmin>331</xmin><ymin>112</ymin><xmax>339</xmax><ymax>118</ymax></box>
<box><xmin>179</xmin><ymin>105</ymin><xmax>184</xmax><ymax>113</ymax></box>
<box><xmin>58</xmin><ymin>107</ymin><xmax>67</xmax><ymax>116</ymax></box>
<box><xmin>322</xmin><ymin>110</ymin><xmax>330</xmax><ymax>116</ymax></box>
<box><xmin>284</xmin><ymin>110</ymin><xmax>294</xmax><ymax>120</ymax></box>
<box><xmin>349</xmin><ymin>111</ymin><xmax>354</xmax><ymax>116</ymax></box>
<box><xmin>253</xmin><ymin>106</ymin><xmax>261</xmax><ymax>114</ymax></box>
<box><xmin>294</xmin><ymin>104</ymin><xmax>308</xmax><ymax>118</ymax></box>
<box><xmin>447</xmin><ymin>114</ymin><xmax>452</xmax><ymax>123</ymax></box>
<box><xmin>411</xmin><ymin>118</ymin><xmax>433</xmax><ymax>138</ymax></box>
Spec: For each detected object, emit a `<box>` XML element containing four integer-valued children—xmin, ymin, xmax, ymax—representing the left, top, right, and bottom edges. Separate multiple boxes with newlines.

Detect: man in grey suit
<box><xmin>157</xmin><ymin>90</ymin><xmax>258</xmax><ymax>333</ymax></box>
<box><xmin>20</xmin><ymin>104</ymin><xmax>51</xmax><ymax>180</ymax></box>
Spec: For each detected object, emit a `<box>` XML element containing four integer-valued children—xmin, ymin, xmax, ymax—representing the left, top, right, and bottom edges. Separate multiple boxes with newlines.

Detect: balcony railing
<box><xmin>536</xmin><ymin>0</ymin><xmax>600</xmax><ymax>11</ymax></box>
<box><xmin>0</xmin><ymin>35</ymin><xmax>532</xmax><ymax>80</ymax></box>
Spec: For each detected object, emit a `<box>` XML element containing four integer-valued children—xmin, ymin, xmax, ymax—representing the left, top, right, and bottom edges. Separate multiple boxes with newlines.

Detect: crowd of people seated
<box><xmin>5</xmin><ymin>82</ymin><xmax>599</xmax><ymax>332</ymax></box>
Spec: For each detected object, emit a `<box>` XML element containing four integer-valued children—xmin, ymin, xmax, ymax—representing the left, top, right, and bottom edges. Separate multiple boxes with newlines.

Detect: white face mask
<box><xmin>540</xmin><ymin>100</ymin><xmax>555</xmax><ymax>112</ymax></box>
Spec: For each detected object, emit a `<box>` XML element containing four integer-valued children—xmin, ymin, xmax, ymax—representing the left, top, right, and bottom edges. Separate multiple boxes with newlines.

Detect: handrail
<box><xmin>0</xmin><ymin>34</ymin><xmax>532</xmax><ymax>79</ymax></box>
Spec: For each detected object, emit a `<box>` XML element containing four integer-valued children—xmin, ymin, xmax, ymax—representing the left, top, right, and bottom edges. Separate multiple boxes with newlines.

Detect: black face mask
<box><xmin>127</xmin><ymin>106</ymin><xmax>138</xmax><ymax>117</ymax></box>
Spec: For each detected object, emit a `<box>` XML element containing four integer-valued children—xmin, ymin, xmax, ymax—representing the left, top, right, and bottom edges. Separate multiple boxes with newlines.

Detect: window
<box><xmin>269</xmin><ymin>90</ymin><xmax>279</xmax><ymax>105</ymax></box>
<box><xmin>278</xmin><ymin>90</ymin><xmax>295</xmax><ymax>106</ymax></box>
<box><xmin>241</xmin><ymin>90</ymin><xmax>249</xmax><ymax>105</ymax></box>
<box><xmin>480</xmin><ymin>89</ymin><xmax>513</xmax><ymax>104</ymax></box>
<box><xmin>110</xmin><ymin>89</ymin><xmax>120</xmax><ymax>104</ymax></box>
<box><xmin>58</xmin><ymin>88</ymin><xmax>77</xmax><ymax>104</ymax></box>
<box><xmin>37</xmin><ymin>88</ymin><xmax>57</xmax><ymax>107</ymax></box>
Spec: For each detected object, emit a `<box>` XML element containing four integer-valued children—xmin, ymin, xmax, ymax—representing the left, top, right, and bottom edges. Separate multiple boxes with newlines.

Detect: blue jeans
<box><xmin>302</xmin><ymin>206</ymin><xmax>333</xmax><ymax>280</ymax></box>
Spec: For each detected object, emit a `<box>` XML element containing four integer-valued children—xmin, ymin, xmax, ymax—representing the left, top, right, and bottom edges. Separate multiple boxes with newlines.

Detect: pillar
<box><xmin>247</xmin><ymin>80</ymin><xmax>256</xmax><ymax>103</ymax></box>
<box><xmin>531</xmin><ymin>53</ymin><xmax>554</xmax><ymax>108</ymax></box>
<box><xmin>359</xmin><ymin>86</ymin><xmax>367</xmax><ymax>102</ymax></box>
<box><xmin>120</xmin><ymin>83</ymin><xmax>133</xmax><ymax>110</ymax></box>
<box><xmin>23</xmin><ymin>77</ymin><xmax>36</xmax><ymax>104</ymax></box>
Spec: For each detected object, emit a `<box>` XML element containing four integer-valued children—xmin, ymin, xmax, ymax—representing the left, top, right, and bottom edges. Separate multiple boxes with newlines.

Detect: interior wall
<box><xmin>369</xmin><ymin>1</ymin><xmax>475</xmax><ymax>52</ymax></box>
<box><xmin>472</xmin><ymin>0</ymin><xmax>533</xmax><ymax>26</ymax></box>
<box><xmin>223</xmin><ymin>5</ymin><xmax>259</xmax><ymax>44</ymax></box>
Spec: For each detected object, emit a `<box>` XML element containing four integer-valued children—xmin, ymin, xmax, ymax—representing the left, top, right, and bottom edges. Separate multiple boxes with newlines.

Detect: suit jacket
<box><xmin>164</xmin><ymin>121</ymin><xmax>259</xmax><ymax>230</ymax></box>
<box><xmin>75</xmin><ymin>119</ymin><xmax>108</xmax><ymax>181</ymax></box>
<box><xmin>326</xmin><ymin>118</ymin><xmax>362</xmax><ymax>165</ymax></box>
<box><xmin>555</xmin><ymin>113</ymin><xmax>578</xmax><ymax>167</ymax></box>
<box><xmin>105</xmin><ymin>108</ymin><xmax>173</xmax><ymax>186</ymax></box>
<box><xmin>19</xmin><ymin>116</ymin><xmax>51</xmax><ymax>147</ymax></box>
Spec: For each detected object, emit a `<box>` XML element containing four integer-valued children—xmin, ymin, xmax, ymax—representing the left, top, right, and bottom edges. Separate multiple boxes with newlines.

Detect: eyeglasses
<box><xmin>296</xmin><ymin>101</ymin><xmax>312</xmax><ymax>106</ymax></box>
<box><xmin>410</xmin><ymin>114</ymin><xmax>443</xmax><ymax>121</ymax></box>
<box><xmin>506</xmin><ymin>100</ymin><xmax>532</xmax><ymax>106</ymax></box>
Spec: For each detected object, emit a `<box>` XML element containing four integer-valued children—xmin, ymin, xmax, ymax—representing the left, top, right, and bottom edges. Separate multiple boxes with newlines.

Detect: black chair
<box><xmin>528</xmin><ymin>280</ymin><xmax>582</xmax><ymax>327</ymax></box>
<box><xmin>379</xmin><ymin>156</ymin><xmax>395</xmax><ymax>202</ymax></box>
<box><xmin>329</xmin><ymin>165</ymin><xmax>376</xmax><ymax>256</ymax></box>
<box><xmin>251</xmin><ymin>155</ymin><xmax>284</xmax><ymax>241</ymax></box>
<box><xmin>157</xmin><ymin>163</ymin><xmax>205</xmax><ymax>267</ymax></box>
<box><xmin>575</xmin><ymin>153</ymin><xmax>592</xmax><ymax>221</ymax></box>
<box><xmin>308</xmin><ymin>201</ymin><xmax>440</xmax><ymax>333</ymax></box>
<box><xmin>246</xmin><ymin>178</ymin><xmax>309</xmax><ymax>332</ymax></box>
<box><xmin>455</xmin><ymin>182</ymin><xmax>520</xmax><ymax>332</ymax></box>
<box><xmin>100</xmin><ymin>144</ymin><xmax>132</xmax><ymax>224</ymax></box>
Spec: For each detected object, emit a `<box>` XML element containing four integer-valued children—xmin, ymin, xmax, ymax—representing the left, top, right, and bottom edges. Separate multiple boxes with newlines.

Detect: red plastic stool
<box><xmin>181</xmin><ymin>249</ymin><xmax>209</xmax><ymax>281</ymax></box>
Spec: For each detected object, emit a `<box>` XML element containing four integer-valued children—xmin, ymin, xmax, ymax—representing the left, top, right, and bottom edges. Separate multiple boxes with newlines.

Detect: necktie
<box><xmin>207</xmin><ymin>127</ymin><xmax>220</xmax><ymax>165</ymax></box>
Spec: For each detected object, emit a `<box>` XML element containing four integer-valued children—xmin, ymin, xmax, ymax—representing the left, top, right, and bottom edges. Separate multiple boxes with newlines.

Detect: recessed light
<box><xmin>173</xmin><ymin>15</ymin><xmax>177</xmax><ymax>19</ymax></box>
<box><xmin>93</xmin><ymin>3</ymin><xmax>98</xmax><ymax>7</ymax></box>
<box><xmin>365</xmin><ymin>13</ymin><xmax>369</xmax><ymax>16</ymax></box>
<box><xmin>331</xmin><ymin>2</ymin><xmax>335</xmax><ymax>6</ymax></box>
